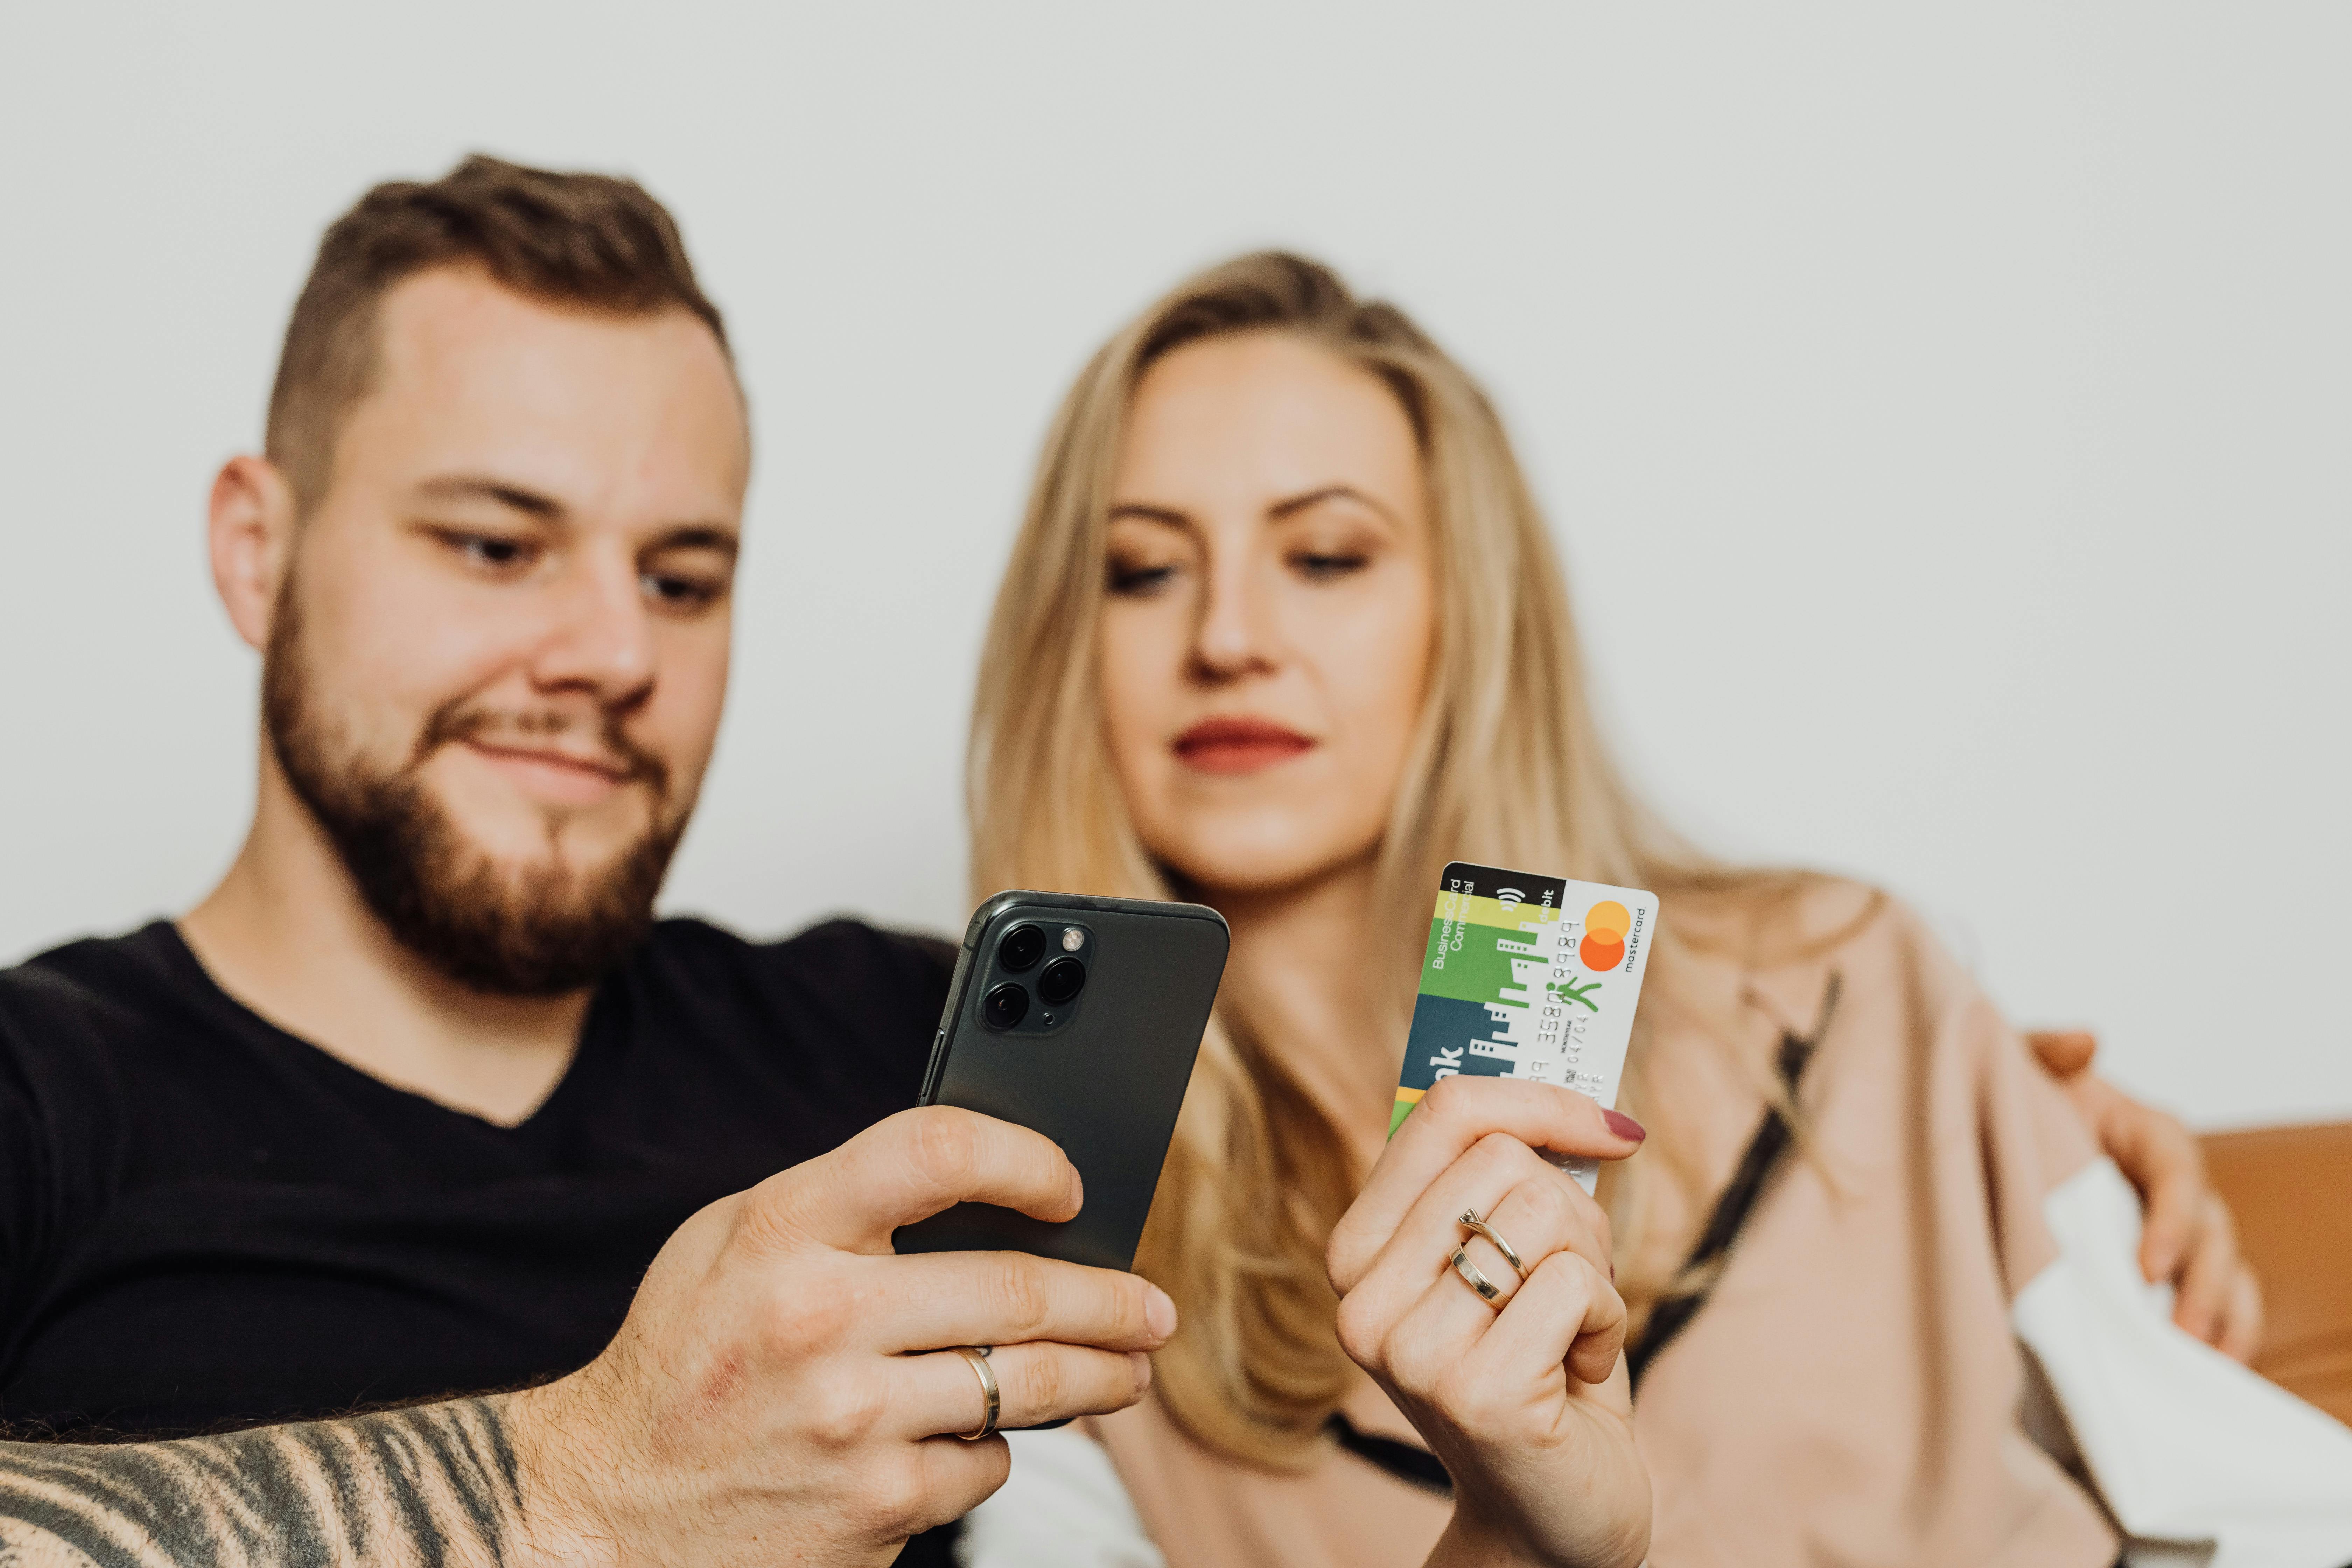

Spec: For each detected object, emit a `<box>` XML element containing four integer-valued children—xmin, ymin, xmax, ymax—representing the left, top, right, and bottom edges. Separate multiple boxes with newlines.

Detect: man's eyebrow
<box><xmin>414</xmin><ymin>476</ymin><xmax>564</xmax><ymax>518</ymax></box>
<box><xmin>647</xmin><ymin>526</ymin><xmax>740</xmax><ymax>558</ymax></box>
<box><xmin>1267</xmin><ymin>484</ymin><xmax>1399</xmax><ymax>526</ymax></box>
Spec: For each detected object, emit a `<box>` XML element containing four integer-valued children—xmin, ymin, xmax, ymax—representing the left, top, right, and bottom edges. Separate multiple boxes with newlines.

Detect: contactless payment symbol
<box><xmin>1578</xmin><ymin>901</ymin><xmax>1631</xmax><ymax>972</ymax></box>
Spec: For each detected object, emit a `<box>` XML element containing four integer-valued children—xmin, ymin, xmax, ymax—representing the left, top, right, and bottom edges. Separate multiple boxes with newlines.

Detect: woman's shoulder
<box><xmin>1658</xmin><ymin>871</ymin><xmax>1979</xmax><ymax>1026</ymax></box>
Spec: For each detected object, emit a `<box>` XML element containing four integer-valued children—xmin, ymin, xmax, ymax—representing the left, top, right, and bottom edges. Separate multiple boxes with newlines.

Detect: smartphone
<box><xmin>895</xmin><ymin>890</ymin><xmax>1228</xmax><ymax>1272</ymax></box>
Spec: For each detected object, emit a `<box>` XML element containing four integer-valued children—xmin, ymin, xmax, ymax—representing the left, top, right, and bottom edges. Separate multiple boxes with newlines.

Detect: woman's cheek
<box><xmin>1096</xmin><ymin>623</ymin><xmax>1179</xmax><ymax>813</ymax></box>
<box><xmin>1331</xmin><ymin>589</ymin><xmax>1433</xmax><ymax>743</ymax></box>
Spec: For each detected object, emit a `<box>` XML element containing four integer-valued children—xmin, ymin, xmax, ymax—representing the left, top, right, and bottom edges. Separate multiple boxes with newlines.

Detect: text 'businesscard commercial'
<box><xmin>1393</xmin><ymin>862</ymin><xmax>1658</xmax><ymax>1192</ymax></box>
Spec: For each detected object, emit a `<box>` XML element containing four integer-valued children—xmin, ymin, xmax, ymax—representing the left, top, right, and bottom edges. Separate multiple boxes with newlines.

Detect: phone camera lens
<box><xmin>998</xmin><ymin>924</ymin><xmax>1046</xmax><ymax>972</ymax></box>
<box><xmin>983</xmin><ymin>982</ymin><xmax>1029</xmax><ymax>1029</ymax></box>
<box><xmin>1037</xmin><ymin>956</ymin><xmax>1086</xmax><ymax>1007</ymax></box>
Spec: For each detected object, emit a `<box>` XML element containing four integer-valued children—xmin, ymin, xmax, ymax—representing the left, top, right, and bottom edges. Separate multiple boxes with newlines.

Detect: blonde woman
<box><xmin>953</xmin><ymin>254</ymin><xmax>2262</xmax><ymax>1567</ymax></box>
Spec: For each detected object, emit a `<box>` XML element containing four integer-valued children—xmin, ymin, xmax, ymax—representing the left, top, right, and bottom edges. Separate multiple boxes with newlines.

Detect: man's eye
<box><xmin>644</xmin><ymin>572</ymin><xmax>723</xmax><ymax>609</ymax></box>
<box><xmin>1293</xmin><ymin>552</ymin><xmax>1369</xmax><ymax>581</ymax></box>
<box><xmin>1108</xmin><ymin>561</ymin><xmax>1179</xmax><ymax>595</ymax></box>
<box><xmin>451</xmin><ymin>534</ymin><xmax>534</xmax><ymax>571</ymax></box>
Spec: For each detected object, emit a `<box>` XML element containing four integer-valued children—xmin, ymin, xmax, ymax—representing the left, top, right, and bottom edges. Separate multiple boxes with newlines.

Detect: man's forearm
<box><xmin>0</xmin><ymin>1395</ymin><xmax>536</xmax><ymax>1568</ymax></box>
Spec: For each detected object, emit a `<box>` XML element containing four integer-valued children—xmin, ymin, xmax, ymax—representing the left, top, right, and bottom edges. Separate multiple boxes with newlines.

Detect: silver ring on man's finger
<box><xmin>1458</xmin><ymin>1208</ymin><xmax>1532</xmax><ymax>1279</ymax></box>
<box><xmin>952</xmin><ymin>1345</ymin><xmax>1000</xmax><ymax>1440</ymax></box>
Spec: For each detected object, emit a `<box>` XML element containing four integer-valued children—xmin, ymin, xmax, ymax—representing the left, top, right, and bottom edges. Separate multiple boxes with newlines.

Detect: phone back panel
<box><xmin>895</xmin><ymin>893</ymin><xmax>1228</xmax><ymax>1273</ymax></box>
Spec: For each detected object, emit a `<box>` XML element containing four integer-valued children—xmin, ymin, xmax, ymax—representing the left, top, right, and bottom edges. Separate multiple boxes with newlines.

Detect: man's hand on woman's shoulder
<box><xmin>2027</xmin><ymin>1029</ymin><xmax>2264</xmax><ymax>1363</ymax></box>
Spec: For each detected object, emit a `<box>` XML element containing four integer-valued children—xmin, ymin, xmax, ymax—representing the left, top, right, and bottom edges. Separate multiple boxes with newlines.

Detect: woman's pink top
<box><xmin>1089</xmin><ymin>884</ymin><xmax>2120</xmax><ymax>1567</ymax></box>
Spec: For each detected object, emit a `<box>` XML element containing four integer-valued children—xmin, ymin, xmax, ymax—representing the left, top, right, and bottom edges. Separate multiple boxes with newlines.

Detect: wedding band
<box><xmin>952</xmin><ymin>1345</ymin><xmax>1000</xmax><ymax>1440</ymax></box>
<box><xmin>1458</xmin><ymin>1209</ymin><xmax>1531</xmax><ymax>1279</ymax></box>
<box><xmin>1449</xmin><ymin>1245</ymin><xmax>1506</xmax><ymax>1308</ymax></box>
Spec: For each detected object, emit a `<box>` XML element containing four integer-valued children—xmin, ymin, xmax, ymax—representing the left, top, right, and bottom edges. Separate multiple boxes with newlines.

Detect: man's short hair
<box><xmin>266</xmin><ymin>154</ymin><xmax>730</xmax><ymax>511</ymax></box>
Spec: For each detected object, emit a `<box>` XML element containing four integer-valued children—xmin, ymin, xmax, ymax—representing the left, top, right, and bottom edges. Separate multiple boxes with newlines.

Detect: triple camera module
<box><xmin>981</xmin><ymin>921</ymin><xmax>1088</xmax><ymax>1031</ymax></box>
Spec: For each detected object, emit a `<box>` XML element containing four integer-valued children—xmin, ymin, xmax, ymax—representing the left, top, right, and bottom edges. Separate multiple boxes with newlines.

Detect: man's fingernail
<box><xmin>1603</xmin><ymin>1109</ymin><xmax>1647</xmax><ymax>1143</ymax></box>
<box><xmin>1131</xmin><ymin>1351</ymin><xmax>1154</xmax><ymax>1392</ymax></box>
<box><xmin>1146</xmin><ymin>1285</ymin><xmax>1178</xmax><ymax>1340</ymax></box>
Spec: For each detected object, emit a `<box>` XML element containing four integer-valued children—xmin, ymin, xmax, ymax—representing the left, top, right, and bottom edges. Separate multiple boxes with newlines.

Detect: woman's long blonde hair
<box><xmin>969</xmin><ymin>252</ymin><xmax>1773</xmax><ymax>1468</ymax></box>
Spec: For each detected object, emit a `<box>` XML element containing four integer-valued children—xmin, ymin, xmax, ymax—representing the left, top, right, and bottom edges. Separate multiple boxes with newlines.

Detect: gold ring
<box><xmin>952</xmin><ymin>1345</ymin><xmax>1000</xmax><ymax>1440</ymax></box>
<box><xmin>1449</xmin><ymin>1245</ymin><xmax>1506</xmax><ymax>1308</ymax></box>
<box><xmin>1458</xmin><ymin>1209</ymin><xmax>1530</xmax><ymax>1279</ymax></box>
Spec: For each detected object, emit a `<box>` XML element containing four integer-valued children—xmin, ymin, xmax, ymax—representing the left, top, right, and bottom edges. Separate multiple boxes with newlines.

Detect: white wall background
<box><xmin>2</xmin><ymin>4</ymin><xmax>2344</xmax><ymax>1130</ymax></box>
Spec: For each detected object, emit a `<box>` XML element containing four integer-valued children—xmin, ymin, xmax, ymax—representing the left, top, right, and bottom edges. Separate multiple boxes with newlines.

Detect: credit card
<box><xmin>1393</xmin><ymin>861</ymin><xmax>1658</xmax><ymax>1193</ymax></box>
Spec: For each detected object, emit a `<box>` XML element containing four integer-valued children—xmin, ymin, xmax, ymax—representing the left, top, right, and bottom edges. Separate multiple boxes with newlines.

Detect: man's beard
<box><xmin>263</xmin><ymin>595</ymin><xmax>686</xmax><ymax>997</ymax></box>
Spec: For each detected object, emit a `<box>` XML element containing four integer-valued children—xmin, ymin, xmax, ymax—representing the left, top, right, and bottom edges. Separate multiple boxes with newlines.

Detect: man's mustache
<box><xmin>413</xmin><ymin>699</ymin><xmax>671</xmax><ymax>796</ymax></box>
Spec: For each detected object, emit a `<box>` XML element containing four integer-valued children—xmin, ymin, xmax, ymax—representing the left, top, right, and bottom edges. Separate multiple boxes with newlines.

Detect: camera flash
<box><xmin>1061</xmin><ymin>927</ymin><xmax>1085</xmax><ymax>952</ymax></box>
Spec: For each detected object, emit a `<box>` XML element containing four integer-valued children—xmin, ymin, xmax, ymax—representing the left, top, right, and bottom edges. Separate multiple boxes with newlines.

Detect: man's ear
<box><xmin>209</xmin><ymin>456</ymin><xmax>300</xmax><ymax>650</ymax></box>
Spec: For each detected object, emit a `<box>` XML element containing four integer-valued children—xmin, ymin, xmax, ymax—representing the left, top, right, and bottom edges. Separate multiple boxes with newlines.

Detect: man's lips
<box><xmin>460</xmin><ymin>739</ymin><xmax>641</xmax><ymax>805</ymax></box>
<box><xmin>1172</xmin><ymin>718</ymin><xmax>1316</xmax><ymax>775</ymax></box>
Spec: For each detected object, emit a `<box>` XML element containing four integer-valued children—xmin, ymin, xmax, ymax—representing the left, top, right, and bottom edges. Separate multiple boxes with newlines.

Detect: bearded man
<box><xmin>0</xmin><ymin>156</ymin><xmax>1174</xmax><ymax>1567</ymax></box>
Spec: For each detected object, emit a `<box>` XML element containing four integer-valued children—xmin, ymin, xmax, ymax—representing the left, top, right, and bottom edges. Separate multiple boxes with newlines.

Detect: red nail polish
<box><xmin>1602</xmin><ymin>1109</ymin><xmax>1646</xmax><ymax>1143</ymax></box>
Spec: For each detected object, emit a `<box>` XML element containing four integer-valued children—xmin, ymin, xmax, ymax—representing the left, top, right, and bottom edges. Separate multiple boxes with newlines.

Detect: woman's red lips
<box><xmin>1172</xmin><ymin>718</ymin><xmax>1316</xmax><ymax>775</ymax></box>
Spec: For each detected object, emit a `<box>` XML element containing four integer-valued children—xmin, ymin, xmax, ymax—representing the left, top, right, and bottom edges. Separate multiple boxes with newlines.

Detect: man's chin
<box><xmin>455</xmin><ymin>836</ymin><xmax>662</xmax><ymax>895</ymax></box>
<box><xmin>385</xmin><ymin>865</ymin><xmax>668</xmax><ymax>999</ymax></box>
<box><xmin>325</xmin><ymin>794</ymin><xmax>682</xmax><ymax>997</ymax></box>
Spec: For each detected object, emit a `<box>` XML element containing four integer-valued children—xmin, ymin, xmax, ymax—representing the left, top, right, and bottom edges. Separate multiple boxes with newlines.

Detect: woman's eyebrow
<box><xmin>1106</xmin><ymin>502</ymin><xmax>1191</xmax><ymax>527</ymax></box>
<box><xmin>1267</xmin><ymin>484</ymin><xmax>1400</xmax><ymax>526</ymax></box>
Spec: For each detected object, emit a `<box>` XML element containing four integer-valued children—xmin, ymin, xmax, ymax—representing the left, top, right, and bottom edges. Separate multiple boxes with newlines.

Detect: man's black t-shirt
<box><xmin>0</xmin><ymin>917</ymin><xmax>952</xmax><ymax>1438</ymax></box>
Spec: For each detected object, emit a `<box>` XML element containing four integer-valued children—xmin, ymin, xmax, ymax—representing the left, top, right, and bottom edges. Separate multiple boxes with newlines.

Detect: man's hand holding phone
<box><xmin>511</xmin><ymin>1106</ymin><xmax>1176</xmax><ymax>1566</ymax></box>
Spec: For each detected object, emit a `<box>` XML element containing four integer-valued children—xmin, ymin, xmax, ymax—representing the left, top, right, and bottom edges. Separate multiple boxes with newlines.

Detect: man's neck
<box><xmin>1206</xmin><ymin>855</ymin><xmax>1404</xmax><ymax>1178</ymax></box>
<box><xmin>179</xmin><ymin>770</ymin><xmax>590</xmax><ymax>1128</ymax></box>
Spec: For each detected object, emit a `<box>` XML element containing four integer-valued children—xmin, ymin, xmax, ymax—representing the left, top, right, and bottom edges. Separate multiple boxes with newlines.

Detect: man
<box><xmin>0</xmin><ymin>156</ymin><xmax>2256</xmax><ymax>1566</ymax></box>
<box><xmin>0</xmin><ymin>157</ymin><xmax>1172</xmax><ymax>1566</ymax></box>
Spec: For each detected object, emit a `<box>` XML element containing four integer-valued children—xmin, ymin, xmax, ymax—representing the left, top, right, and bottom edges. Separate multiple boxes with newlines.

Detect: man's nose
<box><xmin>529</xmin><ymin>552</ymin><xmax>656</xmax><ymax>703</ymax></box>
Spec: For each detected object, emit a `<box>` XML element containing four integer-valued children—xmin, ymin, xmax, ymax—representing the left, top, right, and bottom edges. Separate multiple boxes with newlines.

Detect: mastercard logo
<box><xmin>1578</xmin><ymin>901</ymin><xmax>1631</xmax><ymax>971</ymax></box>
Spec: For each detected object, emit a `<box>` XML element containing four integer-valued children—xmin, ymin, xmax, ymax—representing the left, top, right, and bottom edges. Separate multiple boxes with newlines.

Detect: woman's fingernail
<box><xmin>1146</xmin><ymin>1285</ymin><xmax>1178</xmax><ymax>1340</ymax></box>
<box><xmin>1603</xmin><ymin>1109</ymin><xmax>1647</xmax><ymax>1143</ymax></box>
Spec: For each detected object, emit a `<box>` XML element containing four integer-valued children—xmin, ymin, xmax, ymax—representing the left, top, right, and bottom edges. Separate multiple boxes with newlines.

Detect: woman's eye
<box><xmin>1292</xmin><ymin>551</ymin><xmax>1369</xmax><ymax>581</ymax></box>
<box><xmin>1108</xmin><ymin>560</ymin><xmax>1180</xmax><ymax>595</ymax></box>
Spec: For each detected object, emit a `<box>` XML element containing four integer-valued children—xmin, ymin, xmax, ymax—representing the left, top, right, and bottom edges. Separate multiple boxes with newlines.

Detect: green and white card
<box><xmin>1393</xmin><ymin>861</ymin><xmax>1658</xmax><ymax>1192</ymax></box>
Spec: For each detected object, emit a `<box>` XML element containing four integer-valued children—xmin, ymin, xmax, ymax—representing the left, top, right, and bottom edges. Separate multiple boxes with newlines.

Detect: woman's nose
<box><xmin>1190</xmin><ymin>550</ymin><xmax>1278</xmax><ymax>679</ymax></box>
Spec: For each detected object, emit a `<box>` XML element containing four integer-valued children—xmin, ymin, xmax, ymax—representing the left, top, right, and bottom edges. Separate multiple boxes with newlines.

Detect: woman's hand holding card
<box><xmin>1327</xmin><ymin>1076</ymin><xmax>1652</xmax><ymax>1568</ymax></box>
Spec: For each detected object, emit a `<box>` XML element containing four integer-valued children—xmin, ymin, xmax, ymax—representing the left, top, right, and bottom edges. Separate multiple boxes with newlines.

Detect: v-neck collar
<box><xmin>149</xmin><ymin>920</ymin><xmax>616</xmax><ymax>1141</ymax></box>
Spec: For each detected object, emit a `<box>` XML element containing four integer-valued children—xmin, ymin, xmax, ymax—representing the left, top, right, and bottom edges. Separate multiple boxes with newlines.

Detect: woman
<box><xmin>954</xmin><ymin>254</ymin><xmax>2262</xmax><ymax>1566</ymax></box>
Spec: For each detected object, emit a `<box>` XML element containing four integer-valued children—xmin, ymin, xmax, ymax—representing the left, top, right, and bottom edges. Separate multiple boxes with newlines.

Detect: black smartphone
<box><xmin>895</xmin><ymin>890</ymin><xmax>1228</xmax><ymax>1272</ymax></box>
